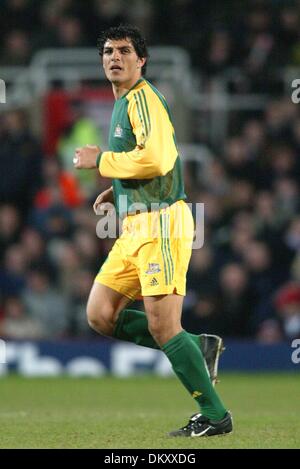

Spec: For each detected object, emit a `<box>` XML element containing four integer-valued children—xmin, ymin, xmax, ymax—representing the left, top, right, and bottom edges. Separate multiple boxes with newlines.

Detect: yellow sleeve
<box><xmin>99</xmin><ymin>89</ymin><xmax>178</xmax><ymax>179</ymax></box>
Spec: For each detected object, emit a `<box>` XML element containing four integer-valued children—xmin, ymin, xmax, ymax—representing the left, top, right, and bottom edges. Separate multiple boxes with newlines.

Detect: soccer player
<box><xmin>73</xmin><ymin>24</ymin><xmax>232</xmax><ymax>437</ymax></box>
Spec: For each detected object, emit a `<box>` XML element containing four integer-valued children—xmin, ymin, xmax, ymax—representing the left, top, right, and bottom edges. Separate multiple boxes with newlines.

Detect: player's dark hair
<box><xmin>97</xmin><ymin>24</ymin><xmax>148</xmax><ymax>75</ymax></box>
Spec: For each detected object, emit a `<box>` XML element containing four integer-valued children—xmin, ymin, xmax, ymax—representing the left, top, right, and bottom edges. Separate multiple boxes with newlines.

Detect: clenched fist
<box><xmin>73</xmin><ymin>144</ymin><xmax>102</xmax><ymax>169</ymax></box>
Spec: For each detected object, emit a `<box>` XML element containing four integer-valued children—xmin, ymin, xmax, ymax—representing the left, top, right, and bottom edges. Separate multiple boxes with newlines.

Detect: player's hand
<box><xmin>73</xmin><ymin>144</ymin><xmax>101</xmax><ymax>169</ymax></box>
<box><xmin>93</xmin><ymin>186</ymin><xmax>114</xmax><ymax>215</ymax></box>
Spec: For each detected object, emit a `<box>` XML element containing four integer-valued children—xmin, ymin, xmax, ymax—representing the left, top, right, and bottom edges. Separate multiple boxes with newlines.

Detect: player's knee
<box><xmin>86</xmin><ymin>303</ymin><xmax>116</xmax><ymax>337</ymax></box>
<box><xmin>147</xmin><ymin>315</ymin><xmax>181</xmax><ymax>346</ymax></box>
<box><xmin>87</xmin><ymin>314</ymin><xmax>112</xmax><ymax>336</ymax></box>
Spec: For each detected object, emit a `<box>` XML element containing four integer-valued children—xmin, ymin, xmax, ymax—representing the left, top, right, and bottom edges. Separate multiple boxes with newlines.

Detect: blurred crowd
<box><xmin>183</xmin><ymin>97</ymin><xmax>300</xmax><ymax>343</ymax></box>
<box><xmin>1</xmin><ymin>0</ymin><xmax>300</xmax><ymax>343</ymax></box>
<box><xmin>2</xmin><ymin>0</ymin><xmax>300</xmax><ymax>87</ymax></box>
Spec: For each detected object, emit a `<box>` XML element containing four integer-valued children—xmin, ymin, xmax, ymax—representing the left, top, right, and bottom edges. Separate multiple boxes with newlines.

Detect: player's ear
<box><xmin>137</xmin><ymin>57</ymin><xmax>146</xmax><ymax>69</ymax></box>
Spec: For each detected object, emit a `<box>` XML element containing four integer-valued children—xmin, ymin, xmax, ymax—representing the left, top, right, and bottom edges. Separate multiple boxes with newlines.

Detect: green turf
<box><xmin>0</xmin><ymin>373</ymin><xmax>299</xmax><ymax>448</ymax></box>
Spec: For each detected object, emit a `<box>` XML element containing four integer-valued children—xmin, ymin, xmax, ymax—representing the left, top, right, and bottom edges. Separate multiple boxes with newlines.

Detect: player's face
<box><xmin>102</xmin><ymin>38</ymin><xmax>145</xmax><ymax>87</ymax></box>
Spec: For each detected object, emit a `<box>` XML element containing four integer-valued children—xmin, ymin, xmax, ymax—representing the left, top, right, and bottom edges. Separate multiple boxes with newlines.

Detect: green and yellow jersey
<box><xmin>98</xmin><ymin>78</ymin><xmax>186</xmax><ymax>217</ymax></box>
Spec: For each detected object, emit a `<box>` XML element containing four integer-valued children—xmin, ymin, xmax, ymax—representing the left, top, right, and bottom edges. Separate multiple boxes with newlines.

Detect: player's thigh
<box><xmin>96</xmin><ymin>236</ymin><xmax>141</xmax><ymax>301</ymax></box>
<box><xmin>87</xmin><ymin>281</ymin><xmax>132</xmax><ymax>330</ymax></box>
<box><xmin>143</xmin><ymin>293</ymin><xmax>184</xmax><ymax>345</ymax></box>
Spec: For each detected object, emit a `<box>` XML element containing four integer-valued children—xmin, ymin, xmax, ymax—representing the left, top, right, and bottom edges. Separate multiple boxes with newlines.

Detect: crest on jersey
<box><xmin>114</xmin><ymin>124</ymin><xmax>123</xmax><ymax>138</ymax></box>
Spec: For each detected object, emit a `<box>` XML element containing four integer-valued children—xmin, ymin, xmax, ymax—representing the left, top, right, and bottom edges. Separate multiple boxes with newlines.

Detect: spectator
<box><xmin>48</xmin><ymin>240</ymin><xmax>81</xmax><ymax>295</ymax></box>
<box><xmin>87</xmin><ymin>0</ymin><xmax>126</xmax><ymax>43</ymax></box>
<box><xmin>54</xmin><ymin>16</ymin><xmax>88</xmax><ymax>48</ymax></box>
<box><xmin>73</xmin><ymin>229</ymin><xmax>101</xmax><ymax>273</ymax></box>
<box><xmin>223</xmin><ymin>136</ymin><xmax>257</xmax><ymax>183</ymax></box>
<box><xmin>0</xmin><ymin>205</ymin><xmax>21</xmax><ymax>261</ymax></box>
<box><xmin>274</xmin><ymin>283</ymin><xmax>300</xmax><ymax>339</ymax></box>
<box><xmin>186</xmin><ymin>245</ymin><xmax>217</xmax><ymax>302</ymax></box>
<box><xmin>215</xmin><ymin>263</ymin><xmax>255</xmax><ymax>337</ymax></box>
<box><xmin>0</xmin><ymin>110</ymin><xmax>42</xmax><ymax>214</ymax></box>
<box><xmin>182</xmin><ymin>292</ymin><xmax>219</xmax><ymax>336</ymax></box>
<box><xmin>1</xmin><ymin>30</ymin><xmax>31</xmax><ymax>66</ymax></box>
<box><xmin>22</xmin><ymin>268</ymin><xmax>69</xmax><ymax>339</ymax></box>
<box><xmin>203</xmin><ymin>30</ymin><xmax>233</xmax><ymax>76</ymax></box>
<box><xmin>57</xmin><ymin>100</ymin><xmax>102</xmax><ymax>197</ymax></box>
<box><xmin>29</xmin><ymin>186</ymin><xmax>74</xmax><ymax>240</ymax></box>
<box><xmin>256</xmin><ymin>318</ymin><xmax>283</xmax><ymax>344</ymax></box>
<box><xmin>0</xmin><ymin>244</ymin><xmax>28</xmax><ymax>296</ymax></box>
<box><xmin>67</xmin><ymin>269</ymin><xmax>95</xmax><ymax>337</ymax></box>
<box><xmin>0</xmin><ymin>295</ymin><xmax>44</xmax><ymax>339</ymax></box>
<box><xmin>35</xmin><ymin>157</ymin><xmax>84</xmax><ymax>209</ymax></box>
<box><xmin>1</xmin><ymin>0</ymin><xmax>37</xmax><ymax>34</ymax></box>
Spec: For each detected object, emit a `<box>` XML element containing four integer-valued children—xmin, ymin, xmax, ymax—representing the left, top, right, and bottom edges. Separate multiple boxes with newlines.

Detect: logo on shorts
<box><xmin>145</xmin><ymin>263</ymin><xmax>161</xmax><ymax>275</ymax></box>
<box><xmin>149</xmin><ymin>277</ymin><xmax>159</xmax><ymax>286</ymax></box>
<box><xmin>114</xmin><ymin>124</ymin><xmax>123</xmax><ymax>138</ymax></box>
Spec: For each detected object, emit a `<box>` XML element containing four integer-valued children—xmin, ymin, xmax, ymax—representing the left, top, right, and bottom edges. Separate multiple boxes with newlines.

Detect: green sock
<box><xmin>114</xmin><ymin>310</ymin><xmax>226</xmax><ymax>420</ymax></box>
<box><xmin>162</xmin><ymin>330</ymin><xmax>227</xmax><ymax>421</ymax></box>
<box><xmin>113</xmin><ymin>308</ymin><xmax>200</xmax><ymax>350</ymax></box>
<box><xmin>113</xmin><ymin>309</ymin><xmax>160</xmax><ymax>348</ymax></box>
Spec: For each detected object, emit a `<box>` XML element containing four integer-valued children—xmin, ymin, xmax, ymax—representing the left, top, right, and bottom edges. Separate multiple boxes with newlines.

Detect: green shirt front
<box><xmin>103</xmin><ymin>78</ymin><xmax>186</xmax><ymax>217</ymax></box>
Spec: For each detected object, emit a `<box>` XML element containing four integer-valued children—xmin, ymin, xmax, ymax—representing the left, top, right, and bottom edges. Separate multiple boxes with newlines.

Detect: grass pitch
<box><xmin>0</xmin><ymin>373</ymin><xmax>299</xmax><ymax>449</ymax></box>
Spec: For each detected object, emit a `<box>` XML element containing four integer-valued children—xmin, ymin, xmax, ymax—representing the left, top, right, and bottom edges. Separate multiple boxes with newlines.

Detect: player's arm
<box><xmin>98</xmin><ymin>94</ymin><xmax>178</xmax><ymax>179</ymax></box>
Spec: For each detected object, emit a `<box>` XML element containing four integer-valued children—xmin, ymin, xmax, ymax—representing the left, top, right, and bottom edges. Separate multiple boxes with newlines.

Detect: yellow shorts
<box><xmin>95</xmin><ymin>200</ymin><xmax>194</xmax><ymax>300</ymax></box>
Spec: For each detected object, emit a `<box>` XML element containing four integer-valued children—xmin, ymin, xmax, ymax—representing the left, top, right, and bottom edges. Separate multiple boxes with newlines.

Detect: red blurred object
<box><xmin>34</xmin><ymin>171</ymin><xmax>84</xmax><ymax>208</ymax></box>
<box><xmin>43</xmin><ymin>87</ymin><xmax>113</xmax><ymax>155</ymax></box>
<box><xmin>274</xmin><ymin>283</ymin><xmax>300</xmax><ymax>309</ymax></box>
